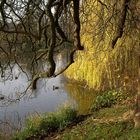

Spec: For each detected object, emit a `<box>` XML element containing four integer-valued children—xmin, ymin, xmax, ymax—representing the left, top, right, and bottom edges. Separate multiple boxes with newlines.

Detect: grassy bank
<box><xmin>53</xmin><ymin>108</ymin><xmax>137</xmax><ymax>140</ymax></box>
<box><xmin>46</xmin><ymin>105</ymin><xmax>139</xmax><ymax>140</ymax></box>
<box><xmin>44</xmin><ymin>90</ymin><xmax>138</xmax><ymax>140</ymax></box>
<box><xmin>12</xmin><ymin>90</ymin><xmax>137</xmax><ymax>140</ymax></box>
<box><xmin>12</xmin><ymin>106</ymin><xmax>77</xmax><ymax>140</ymax></box>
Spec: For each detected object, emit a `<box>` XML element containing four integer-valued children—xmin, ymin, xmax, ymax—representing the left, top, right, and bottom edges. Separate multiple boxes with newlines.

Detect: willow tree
<box><xmin>66</xmin><ymin>0</ymin><xmax>140</xmax><ymax>127</ymax></box>
<box><xmin>0</xmin><ymin>0</ymin><xmax>83</xmax><ymax>88</ymax></box>
<box><xmin>0</xmin><ymin>0</ymin><xmax>140</xmax><ymax>127</ymax></box>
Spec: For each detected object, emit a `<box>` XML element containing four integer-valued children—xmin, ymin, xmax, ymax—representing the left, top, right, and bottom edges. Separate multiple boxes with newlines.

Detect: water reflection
<box><xmin>64</xmin><ymin>83</ymin><xmax>97</xmax><ymax>115</ymax></box>
<box><xmin>0</xmin><ymin>61</ymin><xmax>97</xmax><ymax>138</ymax></box>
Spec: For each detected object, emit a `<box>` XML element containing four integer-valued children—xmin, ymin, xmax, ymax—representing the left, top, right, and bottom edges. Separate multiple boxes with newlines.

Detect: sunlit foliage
<box><xmin>65</xmin><ymin>0</ymin><xmax>140</xmax><ymax>92</ymax></box>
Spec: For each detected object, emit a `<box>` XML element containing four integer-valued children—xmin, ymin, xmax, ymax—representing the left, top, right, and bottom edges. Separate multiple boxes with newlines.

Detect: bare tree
<box><xmin>0</xmin><ymin>0</ymin><xmax>83</xmax><ymax>89</ymax></box>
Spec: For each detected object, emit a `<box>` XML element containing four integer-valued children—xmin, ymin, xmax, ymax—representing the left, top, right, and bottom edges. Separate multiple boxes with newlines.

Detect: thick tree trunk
<box><xmin>73</xmin><ymin>0</ymin><xmax>84</xmax><ymax>50</ymax></box>
<box><xmin>32</xmin><ymin>0</ymin><xmax>84</xmax><ymax>89</ymax></box>
<box><xmin>134</xmin><ymin>55</ymin><xmax>140</xmax><ymax>128</ymax></box>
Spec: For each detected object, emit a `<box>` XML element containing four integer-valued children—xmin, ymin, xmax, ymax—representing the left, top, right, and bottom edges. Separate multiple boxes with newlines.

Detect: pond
<box><xmin>0</xmin><ymin>62</ymin><xmax>97</xmax><ymax>138</ymax></box>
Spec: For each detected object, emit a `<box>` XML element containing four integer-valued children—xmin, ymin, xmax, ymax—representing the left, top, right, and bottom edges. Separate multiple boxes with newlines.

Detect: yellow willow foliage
<box><xmin>65</xmin><ymin>0</ymin><xmax>140</xmax><ymax>92</ymax></box>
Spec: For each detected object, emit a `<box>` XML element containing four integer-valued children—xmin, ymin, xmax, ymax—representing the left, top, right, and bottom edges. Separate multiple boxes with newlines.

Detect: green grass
<box><xmin>61</xmin><ymin>120</ymin><xmax>140</xmax><ymax>140</ymax></box>
<box><xmin>12</xmin><ymin>106</ymin><xmax>77</xmax><ymax>140</ymax></box>
<box><xmin>42</xmin><ymin>104</ymin><xmax>138</xmax><ymax>140</ymax></box>
<box><xmin>11</xmin><ymin>90</ymin><xmax>135</xmax><ymax>140</ymax></box>
<box><xmin>57</xmin><ymin>106</ymin><xmax>139</xmax><ymax>140</ymax></box>
<box><xmin>94</xmin><ymin>105</ymin><xmax>128</xmax><ymax>119</ymax></box>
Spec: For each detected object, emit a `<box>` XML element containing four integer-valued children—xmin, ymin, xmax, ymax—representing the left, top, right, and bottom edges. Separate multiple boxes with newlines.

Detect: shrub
<box><xmin>38</xmin><ymin>113</ymin><xmax>59</xmax><ymax>134</ymax></box>
<box><xmin>91</xmin><ymin>89</ymin><xmax>126</xmax><ymax>111</ymax></box>
<box><xmin>57</xmin><ymin>106</ymin><xmax>77</xmax><ymax>129</ymax></box>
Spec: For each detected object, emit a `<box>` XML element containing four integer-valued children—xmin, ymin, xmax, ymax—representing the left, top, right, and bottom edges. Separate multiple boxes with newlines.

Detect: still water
<box><xmin>0</xmin><ymin>63</ymin><xmax>96</xmax><ymax>137</ymax></box>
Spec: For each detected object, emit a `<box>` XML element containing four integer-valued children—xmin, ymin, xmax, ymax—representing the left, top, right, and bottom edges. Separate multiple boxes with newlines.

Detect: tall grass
<box><xmin>12</xmin><ymin>106</ymin><xmax>77</xmax><ymax>140</ymax></box>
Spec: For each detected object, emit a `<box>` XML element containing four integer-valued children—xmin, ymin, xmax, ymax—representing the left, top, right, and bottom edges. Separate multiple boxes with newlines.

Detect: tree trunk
<box><xmin>134</xmin><ymin>55</ymin><xmax>140</xmax><ymax>128</ymax></box>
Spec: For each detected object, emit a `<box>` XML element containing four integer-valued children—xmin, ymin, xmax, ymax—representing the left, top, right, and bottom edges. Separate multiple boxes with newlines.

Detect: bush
<box><xmin>12</xmin><ymin>106</ymin><xmax>77</xmax><ymax>140</ymax></box>
<box><xmin>91</xmin><ymin>89</ymin><xmax>126</xmax><ymax>111</ymax></box>
<box><xmin>57</xmin><ymin>106</ymin><xmax>77</xmax><ymax>129</ymax></box>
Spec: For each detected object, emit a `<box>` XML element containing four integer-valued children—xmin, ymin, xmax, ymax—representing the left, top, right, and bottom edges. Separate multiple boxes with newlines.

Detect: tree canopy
<box><xmin>0</xmin><ymin>0</ymin><xmax>140</xmax><ymax>89</ymax></box>
<box><xmin>0</xmin><ymin>0</ymin><xmax>84</xmax><ymax>85</ymax></box>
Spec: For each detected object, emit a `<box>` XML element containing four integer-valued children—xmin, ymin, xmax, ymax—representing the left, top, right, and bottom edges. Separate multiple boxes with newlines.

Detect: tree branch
<box><xmin>53</xmin><ymin>49</ymin><xmax>76</xmax><ymax>77</ymax></box>
<box><xmin>111</xmin><ymin>0</ymin><xmax>130</xmax><ymax>48</ymax></box>
<box><xmin>73</xmin><ymin>0</ymin><xmax>84</xmax><ymax>50</ymax></box>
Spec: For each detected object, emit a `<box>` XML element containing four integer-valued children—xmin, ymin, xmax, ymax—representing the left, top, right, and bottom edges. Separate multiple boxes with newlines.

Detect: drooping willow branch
<box><xmin>111</xmin><ymin>0</ymin><xmax>130</xmax><ymax>48</ymax></box>
<box><xmin>32</xmin><ymin>47</ymin><xmax>75</xmax><ymax>89</ymax></box>
<box><xmin>45</xmin><ymin>0</ymin><xmax>56</xmax><ymax>77</ymax></box>
<box><xmin>0</xmin><ymin>0</ymin><xmax>84</xmax><ymax>90</ymax></box>
<box><xmin>54</xmin><ymin>0</ymin><xmax>68</xmax><ymax>41</ymax></box>
<box><xmin>53</xmin><ymin>49</ymin><xmax>76</xmax><ymax>77</ymax></box>
<box><xmin>0</xmin><ymin>0</ymin><xmax>7</xmax><ymax>28</ymax></box>
<box><xmin>73</xmin><ymin>0</ymin><xmax>84</xmax><ymax>50</ymax></box>
<box><xmin>31</xmin><ymin>0</ymin><xmax>84</xmax><ymax>89</ymax></box>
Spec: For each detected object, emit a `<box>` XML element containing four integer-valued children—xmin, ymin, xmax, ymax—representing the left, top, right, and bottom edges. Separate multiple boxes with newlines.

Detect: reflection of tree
<box><xmin>65</xmin><ymin>83</ymin><xmax>97</xmax><ymax>115</ymax></box>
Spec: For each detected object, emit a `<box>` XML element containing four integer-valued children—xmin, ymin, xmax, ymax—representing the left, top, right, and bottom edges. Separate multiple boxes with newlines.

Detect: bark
<box><xmin>111</xmin><ymin>0</ymin><xmax>129</xmax><ymax>48</ymax></box>
<box><xmin>54</xmin><ymin>0</ymin><xmax>68</xmax><ymax>41</ymax></box>
<box><xmin>53</xmin><ymin>50</ymin><xmax>75</xmax><ymax>77</ymax></box>
<box><xmin>46</xmin><ymin>0</ymin><xmax>56</xmax><ymax>77</ymax></box>
<box><xmin>32</xmin><ymin>77</ymin><xmax>40</xmax><ymax>90</ymax></box>
<box><xmin>73</xmin><ymin>0</ymin><xmax>84</xmax><ymax>50</ymax></box>
<box><xmin>32</xmin><ymin>0</ymin><xmax>84</xmax><ymax>89</ymax></box>
<box><xmin>0</xmin><ymin>0</ymin><xmax>6</xmax><ymax>28</ymax></box>
<box><xmin>32</xmin><ymin>0</ymin><xmax>56</xmax><ymax>89</ymax></box>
